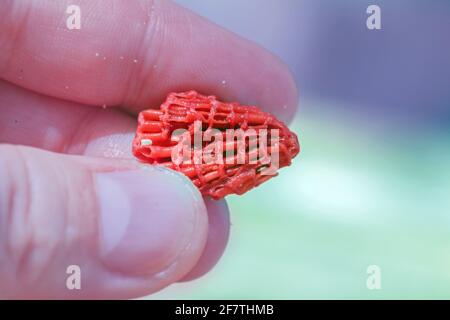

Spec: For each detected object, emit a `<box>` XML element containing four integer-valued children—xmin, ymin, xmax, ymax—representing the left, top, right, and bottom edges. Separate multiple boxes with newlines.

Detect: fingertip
<box><xmin>0</xmin><ymin>145</ymin><xmax>211</xmax><ymax>298</ymax></box>
<box><xmin>257</xmin><ymin>56</ymin><xmax>299</xmax><ymax>124</ymax></box>
<box><xmin>180</xmin><ymin>197</ymin><xmax>230</xmax><ymax>282</ymax></box>
<box><xmin>0</xmin><ymin>0</ymin><xmax>299</xmax><ymax>125</ymax></box>
<box><xmin>206</xmin><ymin>42</ymin><xmax>300</xmax><ymax>124</ymax></box>
<box><xmin>95</xmin><ymin>166</ymin><xmax>209</xmax><ymax>279</ymax></box>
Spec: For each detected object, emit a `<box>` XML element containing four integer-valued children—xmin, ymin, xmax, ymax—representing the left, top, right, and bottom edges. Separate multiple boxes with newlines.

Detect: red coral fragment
<box><xmin>132</xmin><ymin>91</ymin><xmax>300</xmax><ymax>199</ymax></box>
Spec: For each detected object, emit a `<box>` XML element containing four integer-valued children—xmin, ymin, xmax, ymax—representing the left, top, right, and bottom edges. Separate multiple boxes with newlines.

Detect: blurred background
<box><xmin>151</xmin><ymin>0</ymin><xmax>450</xmax><ymax>299</ymax></box>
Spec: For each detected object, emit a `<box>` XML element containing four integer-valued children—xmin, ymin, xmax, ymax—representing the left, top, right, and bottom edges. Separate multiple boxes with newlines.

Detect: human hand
<box><xmin>0</xmin><ymin>0</ymin><xmax>298</xmax><ymax>299</ymax></box>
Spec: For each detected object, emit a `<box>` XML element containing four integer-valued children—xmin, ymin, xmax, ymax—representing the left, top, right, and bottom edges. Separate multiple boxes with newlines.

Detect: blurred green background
<box><xmin>148</xmin><ymin>0</ymin><xmax>450</xmax><ymax>299</ymax></box>
<box><xmin>149</xmin><ymin>101</ymin><xmax>450</xmax><ymax>299</ymax></box>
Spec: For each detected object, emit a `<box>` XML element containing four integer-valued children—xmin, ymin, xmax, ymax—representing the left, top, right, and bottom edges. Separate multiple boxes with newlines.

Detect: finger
<box><xmin>0</xmin><ymin>84</ymin><xmax>232</xmax><ymax>290</ymax></box>
<box><xmin>0</xmin><ymin>80</ymin><xmax>232</xmax><ymax>292</ymax></box>
<box><xmin>180</xmin><ymin>197</ymin><xmax>230</xmax><ymax>282</ymax></box>
<box><xmin>0</xmin><ymin>80</ymin><xmax>135</xmax><ymax>158</ymax></box>
<box><xmin>0</xmin><ymin>144</ymin><xmax>208</xmax><ymax>299</ymax></box>
<box><xmin>0</xmin><ymin>0</ymin><xmax>298</xmax><ymax>122</ymax></box>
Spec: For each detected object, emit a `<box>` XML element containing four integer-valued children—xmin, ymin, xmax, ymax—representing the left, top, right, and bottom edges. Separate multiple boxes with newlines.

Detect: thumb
<box><xmin>0</xmin><ymin>144</ymin><xmax>208</xmax><ymax>299</ymax></box>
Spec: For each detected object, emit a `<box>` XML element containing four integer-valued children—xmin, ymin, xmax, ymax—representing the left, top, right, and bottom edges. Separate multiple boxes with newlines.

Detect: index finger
<box><xmin>0</xmin><ymin>0</ymin><xmax>298</xmax><ymax>122</ymax></box>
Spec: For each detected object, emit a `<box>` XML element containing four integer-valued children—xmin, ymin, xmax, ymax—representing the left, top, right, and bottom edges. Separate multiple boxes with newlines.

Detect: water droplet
<box><xmin>95</xmin><ymin>52</ymin><xmax>100</xmax><ymax>57</ymax></box>
<box><xmin>102</xmin><ymin>104</ymin><xmax>107</xmax><ymax>109</ymax></box>
<box><xmin>221</xmin><ymin>80</ymin><xmax>227</xmax><ymax>85</ymax></box>
<box><xmin>283</xmin><ymin>105</ymin><xmax>288</xmax><ymax>110</ymax></box>
<box><xmin>133</xmin><ymin>59</ymin><xmax>138</xmax><ymax>63</ymax></box>
<box><xmin>152</xmin><ymin>64</ymin><xmax>158</xmax><ymax>69</ymax></box>
<box><xmin>64</xmin><ymin>85</ymin><xmax>69</xmax><ymax>90</ymax></box>
<box><xmin>103</xmin><ymin>56</ymin><xmax>107</xmax><ymax>60</ymax></box>
<box><xmin>119</xmin><ymin>56</ymin><xmax>124</xmax><ymax>60</ymax></box>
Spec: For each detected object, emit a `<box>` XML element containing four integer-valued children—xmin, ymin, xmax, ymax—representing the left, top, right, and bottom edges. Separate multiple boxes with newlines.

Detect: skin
<box><xmin>0</xmin><ymin>0</ymin><xmax>298</xmax><ymax>299</ymax></box>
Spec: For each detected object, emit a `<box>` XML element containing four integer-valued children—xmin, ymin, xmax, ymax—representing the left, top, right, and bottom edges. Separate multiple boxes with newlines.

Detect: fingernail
<box><xmin>94</xmin><ymin>167</ymin><xmax>206</xmax><ymax>276</ymax></box>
